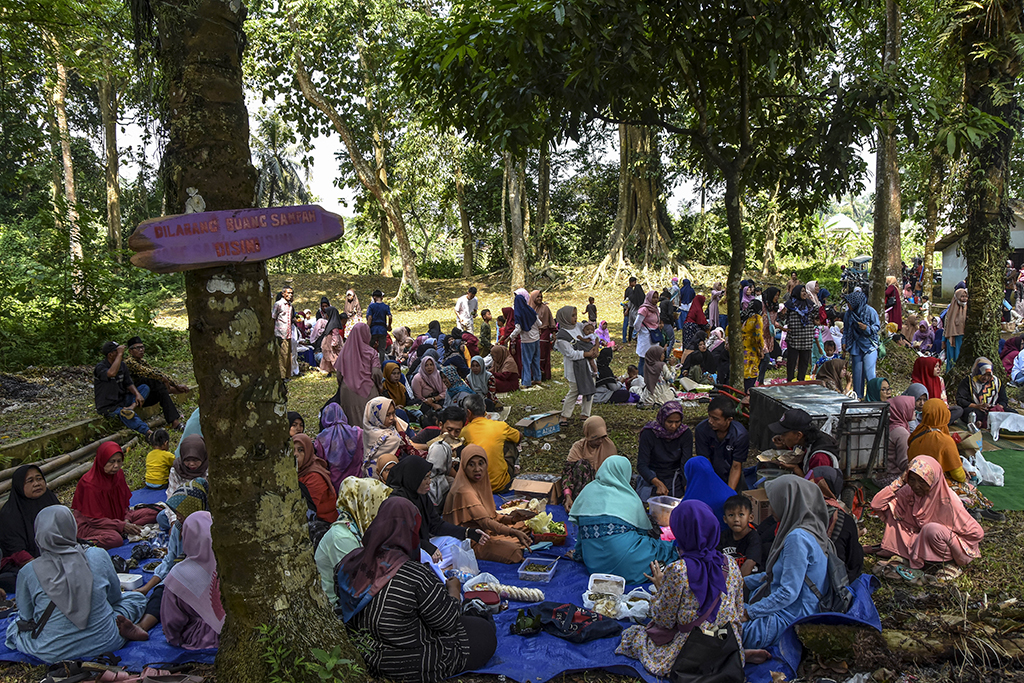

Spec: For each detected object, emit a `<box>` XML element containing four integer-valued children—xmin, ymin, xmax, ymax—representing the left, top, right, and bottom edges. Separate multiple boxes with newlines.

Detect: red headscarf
<box><xmin>72</xmin><ymin>441</ymin><xmax>131</xmax><ymax>520</ymax></box>
<box><xmin>911</xmin><ymin>357</ymin><xmax>943</xmax><ymax>403</ymax></box>
<box><xmin>685</xmin><ymin>294</ymin><xmax>708</xmax><ymax>326</ymax></box>
<box><xmin>499</xmin><ymin>306</ymin><xmax>516</xmax><ymax>340</ymax></box>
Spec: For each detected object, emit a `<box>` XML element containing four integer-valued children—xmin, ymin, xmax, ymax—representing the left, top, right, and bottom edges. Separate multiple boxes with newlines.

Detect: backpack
<box><xmin>804</xmin><ymin>548</ymin><xmax>854</xmax><ymax>614</ymax></box>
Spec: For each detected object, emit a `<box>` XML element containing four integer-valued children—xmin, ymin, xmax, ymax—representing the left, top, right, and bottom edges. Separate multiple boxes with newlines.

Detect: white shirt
<box><xmin>511</xmin><ymin>319</ymin><xmax>541</xmax><ymax>344</ymax></box>
<box><xmin>455</xmin><ymin>295</ymin><xmax>478</xmax><ymax>332</ymax></box>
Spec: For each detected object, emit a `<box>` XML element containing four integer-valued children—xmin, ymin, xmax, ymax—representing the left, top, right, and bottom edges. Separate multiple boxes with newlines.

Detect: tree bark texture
<box><xmin>500</xmin><ymin>153</ymin><xmax>510</xmax><ymax>263</ymax></box>
<box><xmin>46</xmin><ymin>32</ymin><xmax>82</xmax><ymax>268</ymax></box>
<box><xmin>869</xmin><ymin>0</ymin><xmax>903</xmax><ymax>316</ymax></box>
<box><xmin>724</xmin><ymin>174</ymin><xmax>747</xmax><ymax>388</ymax></box>
<box><xmin>507</xmin><ymin>154</ymin><xmax>527</xmax><ymax>289</ymax></box>
<box><xmin>951</xmin><ymin>0</ymin><xmax>1022</xmax><ymax>386</ymax></box>
<box><xmin>379</xmin><ymin>211</ymin><xmax>392</xmax><ymax>276</ymax></box>
<box><xmin>98</xmin><ymin>68</ymin><xmax>123</xmax><ymax>261</ymax></box>
<box><xmin>520</xmin><ymin>160</ymin><xmax>531</xmax><ymax>247</ymax></box>
<box><xmin>151</xmin><ymin>1</ymin><xmax>352</xmax><ymax>680</ymax></box>
<box><xmin>922</xmin><ymin>145</ymin><xmax>946</xmax><ymax>301</ymax></box>
<box><xmin>537</xmin><ymin>140</ymin><xmax>551</xmax><ymax>261</ymax></box>
<box><xmin>761</xmin><ymin>181</ymin><xmax>781</xmax><ymax>278</ymax></box>
<box><xmin>455</xmin><ymin>164</ymin><xmax>473</xmax><ymax>276</ymax></box>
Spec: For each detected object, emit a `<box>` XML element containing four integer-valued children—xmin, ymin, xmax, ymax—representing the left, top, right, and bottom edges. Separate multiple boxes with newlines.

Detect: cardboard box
<box><xmin>515</xmin><ymin>412</ymin><xmax>562</xmax><ymax>438</ymax></box>
<box><xmin>512</xmin><ymin>473</ymin><xmax>562</xmax><ymax>503</ymax></box>
<box><xmin>742</xmin><ymin>488</ymin><xmax>772</xmax><ymax>525</ymax></box>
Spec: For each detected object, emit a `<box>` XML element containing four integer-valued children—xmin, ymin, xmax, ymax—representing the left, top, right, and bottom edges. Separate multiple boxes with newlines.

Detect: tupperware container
<box><xmin>517</xmin><ymin>557</ymin><xmax>558</xmax><ymax>583</ymax></box>
<box><xmin>587</xmin><ymin>573</ymin><xmax>626</xmax><ymax>597</ymax></box>
<box><xmin>647</xmin><ymin>495</ymin><xmax>681</xmax><ymax>526</ymax></box>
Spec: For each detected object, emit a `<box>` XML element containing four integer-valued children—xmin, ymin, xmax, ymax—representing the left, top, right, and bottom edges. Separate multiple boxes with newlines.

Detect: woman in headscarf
<box><xmin>561</xmin><ymin>416</ymin><xmax>617</xmax><ymax>509</ymax></box>
<box><xmin>910</xmin><ymin>356</ymin><xmax>962</xmax><ymax>424</ymax></box>
<box><xmin>678</xmin><ymin>279</ymin><xmax>696</xmax><ymax>322</ymax></box>
<box><xmin>803</xmin><ymin>467</ymin><xmax>863</xmax><ymax>580</ymax></box>
<box><xmin>381</xmin><ymin>360</ymin><xmax>410</xmax><ymax>408</ymax></box>
<box><xmin>467</xmin><ymin>355</ymin><xmax>498</xmax><ymax>411</ymax></box>
<box><xmin>740</xmin><ymin>281</ymin><xmax>755</xmax><ymax>311</ymax></box>
<box><xmin>865</xmin><ymin>377</ymin><xmax>892</xmax><ymax>402</ymax></box>
<box><xmin>883</xmin><ymin>276</ymin><xmax>903</xmax><ymax>326</ymax></box>
<box><xmin>342</xmin><ymin>289</ymin><xmax>362</xmax><ymax>334</ymax></box>
<box><xmin>532</xmin><ymin>290</ymin><xmax>557</xmax><ymax>382</ymax></box>
<box><xmin>136</xmin><ymin>477</ymin><xmax>211</xmax><ymax>600</ymax></box>
<box><xmin>160</xmin><ymin>511</ymin><xmax>223</xmax><ymax>650</ymax></box>
<box><xmin>443</xmin><ymin>446</ymin><xmax>532</xmax><ymax>563</ymax></box>
<box><xmin>814</xmin><ymin>358</ymin><xmax>853</xmax><ymax>397</ymax></box>
<box><xmin>330</xmin><ymin>322</ymin><xmax>385</xmax><ymax>427</ymax></box>
<box><xmin>635</xmin><ymin>291</ymin><xmax>662</xmax><ymax>375</ymax></box>
<box><xmin>388</xmin><ymin>456</ymin><xmax>486</xmax><ymax>560</ymax></box>
<box><xmin>440</xmin><ymin>365</ymin><xmax>474</xmax><ymax>409</ymax></box>
<box><xmin>294</xmin><ymin>433</ymin><xmax>338</xmax><ymax>524</ymax></box>
<box><xmin>907</xmin><ymin>399</ymin><xmax>994</xmax><ymax>514</ymax></box>
<box><xmin>411</xmin><ymin>350</ymin><xmax>445</xmax><ymax>414</ymax></box>
<box><xmin>362</xmin><ymin>397</ymin><xmax>416</xmax><ymax>482</ymax></box>
<box><xmin>742</xmin><ymin>476</ymin><xmax>830</xmax><ymax>648</ymax></box>
<box><xmin>679</xmin><ymin>337</ymin><xmax>709</xmax><ymax>380</ymax></box>
<box><xmin>5</xmin><ymin>506</ymin><xmax>149</xmax><ymax>663</ymax></box>
<box><xmin>903</xmin><ymin>383</ymin><xmax>929</xmax><ymax>409</ymax></box>
<box><xmin>569</xmin><ymin>456</ymin><xmax>679</xmax><ymax>583</ymax></box>
<box><xmin>616</xmin><ymin>500</ymin><xmax>748</xmax><ymax>677</ymax></box>
<box><xmin>741</xmin><ymin>299</ymin><xmax>766</xmax><ymax>391</ymax></box>
<box><xmin>707</xmin><ymin>282</ymin><xmax>724</xmax><ymax>328</ymax></box>
<box><xmin>0</xmin><ymin>466</ymin><xmax>60</xmax><ymax>593</ymax></box>
<box><xmin>488</xmin><ymin>344</ymin><xmax>520</xmax><ymax>393</ymax></box>
<box><xmin>496</xmin><ymin>305</ymin><xmax>521</xmax><ymax>371</ymax></box>
<box><xmin>878</xmin><ymin>395</ymin><xmax>915</xmax><ymax>488</ymax></box>
<box><xmin>392</xmin><ymin>326</ymin><xmax>414</xmax><ymax>364</ymax></box>
<box><xmin>781</xmin><ymin>284</ymin><xmax>816</xmax><ymax>381</ymax></box>
<box><xmin>636</xmin><ymin>401</ymin><xmax>693</xmax><ymax>502</ymax></box>
<box><xmin>316</xmin><ymin>402</ymin><xmax>364</xmax><ymax>488</ymax></box>
<box><xmin>441</xmin><ymin>336</ymin><xmax>471</xmax><ymax>378</ymax></box>
<box><xmin>71</xmin><ymin>442</ymin><xmax>158</xmax><ymax>549</ymax></box>
<box><xmin>758</xmin><ymin>289</ymin><xmax>779</xmax><ymax>385</ymax></box>
<box><xmin>681</xmin><ymin>456</ymin><xmax>736</xmax><ymax>524</ymax></box>
<box><xmin>510</xmin><ymin>288</ymin><xmax>542</xmax><ymax>388</ymax></box>
<box><xmin>336</xmin><ymin>498</ymin><xmax>496</xmax><ymax>681</ymax></box>
<box><xmin>956</xmin><ymin>357</ymin><xmax>1012</xmax><ymax>428</ymax></box>
<box><xmin>640</xmin><ymin>345</ymin><xmax>675</xmax><ymax>407</ymax></box>
<box><xmin>911</xmin><ymin>320</ymin><xmax>935</xmax><ymax>353</ymax></box>
<box><xmin>315</xmin><ymin>477</ymin><xmax>392</xmax><ymax>604</ymax></box>
<box><xmin>424</xmin><ymin>441</ymin><xmax>455</xmax><ymax>511</ymax></box>
<box><xmin>316</xmin><ymin>302</ymin><xmax>345</xmax><ymax>374</ymax></box>
<box><xmin>595</xmin><ymin>320</ymin><xmax>613</xmax><ymax>346</ymax></box>
<box><xmin>554</xmin><ymin>305</ymin><xmax>598</xmax><ymax>426</ymax></box>
<box><xmin>842</xmin><ymin>290</ymin><xmax>881</xmax><ymax>398</ymax></box>
<box><xmin>868</xmin><ymin>456</ymin><xmax>984</xmax><ymax>577</ymax></box>
<box><xmin>168</xmin><ymin>434</ymin><xmax>210</xmax><ymax>494</ymax></box>
<box><xmin>944</xmin><ymin>287</ymin><xmax>968</xmax><ymax>371</ymax></box>
<box><xmin>679</xmin><ymin>293</ymin><xmax>708</xmax><ymax>350</ymax></box>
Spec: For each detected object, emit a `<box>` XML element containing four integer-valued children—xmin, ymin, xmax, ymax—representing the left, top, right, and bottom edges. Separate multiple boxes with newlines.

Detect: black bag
<box><xmin>522</xmin><ymin>602</ymin><xmax>622</xmax><ymax>643</ymax></box>
<box><xmin>648</xmin><ymin>327</ymin><xmax>665</xmax><ymax>345</ymax></box>
<box><xmin>17</xmin><ymin>601</ymin><xmax>56</xmax><ymax>639</ymax></box>
<box><xmin>885</xmin><ymin>295</ymin><xmax>897</xmax><ymax>308</ymax></box>
<box><xmin>804</xmin><ymin>548</ymin><xmax>854</xmax><ymax>613</ymax></box>
<box><xmin>669</xmin><ymin>622</ymin><xmax>744</xmax><ymax>683</ymax></box>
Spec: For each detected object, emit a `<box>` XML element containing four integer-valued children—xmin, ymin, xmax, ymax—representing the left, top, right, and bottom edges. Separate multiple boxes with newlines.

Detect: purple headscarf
<box><xmin>669</xmin><ymin>500</ymin><xmax>728</xmax><ymax>622</ymax></box>
<box><xmin>316</xmin><ymin>403</ymin><xmax>364</xmax><ymax>489</ymax></box>
<box><xmin>642</xmin><ymin>401</ymin><xmax>688</xmax><ymax>440</ymax></box>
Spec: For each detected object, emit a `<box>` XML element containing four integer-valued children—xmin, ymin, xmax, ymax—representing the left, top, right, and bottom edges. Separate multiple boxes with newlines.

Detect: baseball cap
<box><xmin>101</xmin><ymin>341</ymin><xmax>119</xmax><ymax>355</ymax></box>
<box><xmin>768</xmin><ymin>409</ymin><xmax>815</xmax><ymax>435</ymax></box>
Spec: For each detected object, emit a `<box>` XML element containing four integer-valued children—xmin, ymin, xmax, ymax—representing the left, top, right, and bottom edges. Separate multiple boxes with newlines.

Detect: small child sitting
<box><xmin>718</xmin><ymin>495</ymin><xmax>761</xmax><ymax>577</ymax></box>
<box><xmin>814</xmin><ymin>340</ymin><xmax>842</xmax><ymax>370</ymax></box>
<box><xmin>144</xmin><ymin>428</ymin><xmax>175</xmax><ymax>489</ymax></box>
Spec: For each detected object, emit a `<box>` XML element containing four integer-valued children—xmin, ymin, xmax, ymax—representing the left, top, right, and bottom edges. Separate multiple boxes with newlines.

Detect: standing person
<box><xmin>741</xmin><ymin>300</ymin><xmax>766</xmax><ymax>392</ymax></box>
<box><xmin>509</xmin><ymin>289</ymin><xmax>541</xmax><ymax>389</ymax></box>
<box><xmin>554</xmin><ymin>306</ymin><xmax>600</xmax><ymax>427</ymax></box>
<box><xmin>693</xmin><ymin>396</ymin><xmax>749</xmax><ymax>490</ymax></box>
<box><xmin>785</xmin><ymin>272</ymin><xmax>800</xmax><ymax>296</ymax></box>
<box><xmin>272</xmin><ymin>286</ymin><xmax>295</xmax><ymax>378</ymax></box>
<box><xmin>781</xmin><ymin>285</ymin><xmax>815</xmax><ymax>382</ymax></box>
<box><xmin>679</xmin><ymin>294</ymin><xmax>708</xmax><ymax>349</ymax></box>
<box><xmin>316</xmin><ymin>303</ymin><xmax>345</xmax><ymax>375</ymax></box>
<box><xmin>884</xmin><ymin>276</ymin><xmax>903</xmax><ymax>326</ymax></box>
<box><xmin>366</xmin><ymin>290</ymin><xmax>393</xmax><ymax>363</ymax></box>
<box><xmin>454</xmin><ymin>287</ymin><xmax>478</xmax><ymax>334</ymax></box>
<box><xmin>585</xmin><ymin>296</ymin><xmax>598</xmax><ymax>323</ymax></box>
<box><xmin>658</xmin><ymin>289</ymin><xmax>678</xmax><ymax>352</ymax></box>
<box><xmin>123</xmin><ymin>336</ymin><xmax>187</xmax><ymax>429</ymax></box>
<box><xmin>706</xmin><ymin>281</ymin><xmax>724</xmax><ymax>328</ymax></box>
<box><xmin>497</xmin><ymin>306</ymin><xmax>521</xmax><ymax>374</ymax></box>
<box><xmin>477</xmin><ymin>309</ymin><xmax>493</xmax><ymax>356</ymax></box>
<box><xmin>625</xmin><ymin>276</ymin><xmax>646</xmax><ymax>342</ymax></box>
<box><xmin>944</xmin><ymin>287</ymin><xmax>968</xmax><ymax>371</ymax></box>
<box><xmin>842</xmin><ymin>290</ymin><xmax>881</xmax><ymax>399</ymax></box>
<box><xmin>533</xmin><ymin>290</ymin><xmax>557</xmax><ymax>382</ymax></box>
<box><xmin>635</xmin><ymin>291</ymin><xmax>661</xmax><ymax>376</ymax></box>
<box><xmin>93</xmin><ymin>342</ymin><xmax>152</xmax><ymax>438</ymax></box>
<box><xmin>330</xmin><ymin>322</ymin><xmax>385</xmax><ymax>427</ymax></box>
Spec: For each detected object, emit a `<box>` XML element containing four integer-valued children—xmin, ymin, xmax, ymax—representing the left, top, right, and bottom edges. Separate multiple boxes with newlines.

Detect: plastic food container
<box><xmin>518</xmin><ymin>557</ymin><xmax>558</xmax><ymax>583</ymax></box>
<box><xmin>647</xmin><ymin>495</ymin><xmax>681</xmax><ymax>526</ymax></box>
<box><xmin>118</xmin><ymin>573</ymin><xmax>143</xmax><ymax>590</ymax></box>
<box><xmin>587</xmin><ymin>573</ymin><xmax>626</xmax><ymax>597</ymax></box>
<box><xmin>531</xmin><ymin>531</ymin><xmax>568</xmax><ymax>546</ymax></box>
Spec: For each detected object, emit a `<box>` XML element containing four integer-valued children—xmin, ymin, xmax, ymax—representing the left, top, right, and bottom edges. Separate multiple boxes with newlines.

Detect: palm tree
<box><xmin>251</xmin><ymin>108</ymin><xmax>313</xmax><ymax>207</ymax></box>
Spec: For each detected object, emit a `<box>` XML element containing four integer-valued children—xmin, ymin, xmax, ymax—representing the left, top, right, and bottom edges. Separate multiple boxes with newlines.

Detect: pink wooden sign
<box><xmin>129</xmin><ymin>205</ymin><xmax>344</xmax><ymax>273</ymax></box>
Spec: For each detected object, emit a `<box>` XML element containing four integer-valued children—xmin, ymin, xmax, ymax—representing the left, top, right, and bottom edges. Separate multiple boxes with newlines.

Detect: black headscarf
<box><xmin>596</xmin><ymin>348</ymin><xmax>616</xmax><ymax>385</ymax></box>
<box><xmin>316</xmin><ymin>296</ymin><xmax>330</xmax><ymax>320</ymax></box>
<box><xmin>387</xmin><ymin>456</ymin><xmax>469</xmax><ymax>551</ymax></box>
<box><xmin>0</xmin><ymin>465</ymin><xmax>60</xmax><ymax>561</ymax></box>
<box><xmin>320</xmin><ymin>306</ymin><xmax>344</xmax><ymax>339</ymax></box>
<box><xmin>427</xmin><ymin>320</ymin><xmax>442</xmax><ymax>340</ymax></box>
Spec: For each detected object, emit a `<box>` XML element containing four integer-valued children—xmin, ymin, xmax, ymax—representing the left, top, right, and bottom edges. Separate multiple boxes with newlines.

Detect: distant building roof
<box><xmin>824</xmin><ymin>214</ymin><xmax>860</xmax><ymax>233</ymax></box>
<box><xmin>932</xmin><ymin>199</ymin><xmax>1023</xmax><ymax>252</ymax></box>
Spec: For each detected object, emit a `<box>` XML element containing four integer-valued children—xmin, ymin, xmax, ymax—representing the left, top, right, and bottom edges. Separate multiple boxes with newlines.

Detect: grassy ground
<box><xmin>2</xmin><ymin>269</ymin><xmax>1022</xmax><ymax>682</ymax></box>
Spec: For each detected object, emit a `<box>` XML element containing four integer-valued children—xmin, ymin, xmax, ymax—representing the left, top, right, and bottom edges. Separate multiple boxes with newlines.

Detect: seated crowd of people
<box><xmin>6</xmin><ymin>280</ymin><xmax>1004</xmax><ymax>682</ymax></box>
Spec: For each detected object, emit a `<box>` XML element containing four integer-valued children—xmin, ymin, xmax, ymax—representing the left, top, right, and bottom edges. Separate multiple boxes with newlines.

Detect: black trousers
<box><xmin>142</xmin><ymin>381</ymin><xmax>180</xmax><ymax>424</ymax></box>
<box><xmin>462</xmin><ymin>615</ymin><xmax>497</xmax><ymax>671</ymax></box>
<box><xmin>786</xmin><ymin>348</ymin><xmax>811</xmax><ymax>381</ymax></box>
<box><xmin>144</xmin><ymin>584</ymin><xmax>165</xmax><ymax>620</ymax></box>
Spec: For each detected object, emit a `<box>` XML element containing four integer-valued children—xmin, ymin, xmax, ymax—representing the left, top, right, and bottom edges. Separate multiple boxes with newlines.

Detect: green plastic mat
<box><xmin>978</xmin><ymin>450</ymin><xmax>1024</xmax><ymax>511</ymax></box>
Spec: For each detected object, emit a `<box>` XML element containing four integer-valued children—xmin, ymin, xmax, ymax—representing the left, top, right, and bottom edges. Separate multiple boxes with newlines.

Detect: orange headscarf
<box><xmin>907</xmin><ymin>399</ymin><xmax>961</xmax><ymax>475</ymax></box>
<box><xmin>442</xmin><ymin>445</ymin><xmax>496</xmax><ymax>525</ymax></box>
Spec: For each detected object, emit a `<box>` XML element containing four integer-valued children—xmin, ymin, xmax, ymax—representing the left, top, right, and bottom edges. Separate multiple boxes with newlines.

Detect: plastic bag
<box><xmin>525</xmin><ymin>512</ymin><xmax>553</xmax><ymax>533</ymax></box>
<box><xmin>449</xmin><ymin>538</ymin><xmax>479</xmax><ymax>576</ymax></box>
<box><xmin>973</xmin><ymin>453</ymin><xmax>1005</xmax><ymax>487</ymax></box>
<box><xmin>464</xmin><ymin>572</ymin><xmax>500</xmax><ymax>591</ymax></box>
<box><xmin>623</xmin><ymin>588</ymin><xmax>653</xmax><ymax>620</ymax></box>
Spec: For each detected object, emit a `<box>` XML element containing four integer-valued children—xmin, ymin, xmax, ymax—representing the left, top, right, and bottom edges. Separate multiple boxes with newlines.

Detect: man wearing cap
<box><xmin>768</xmin><ymin>408</ymin><xmax>840</xmax><ymax>478</ymax></box>
<box><xmin>94</xmin><ymin>341</ymin><xmax>152</xmax><ymax>437</ymax></box>
<box><xmin>123</xmin><ymin>336</ymin><xmax>186</xmax><ymax>429</ymax></box>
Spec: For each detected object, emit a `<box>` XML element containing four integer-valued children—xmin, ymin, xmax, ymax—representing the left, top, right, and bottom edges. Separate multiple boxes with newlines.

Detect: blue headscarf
<box><xmin>669</xmin><ymin>500</ymin><xmax>728</xmax><ymax>622</ymax></box>
<box><xmin>513</xmin><ymin>291</ymin><xmax>538</xmax><ymax>329</ymax></box>
<box><xmin>679</xmin><ymin>279</ymin><xmax>696</xmax><ymax>305</ymax></box>
<box><xmin>681</xmin><ymin>456</ymin><xmax>737</xmax><ymax>524</ymax></box>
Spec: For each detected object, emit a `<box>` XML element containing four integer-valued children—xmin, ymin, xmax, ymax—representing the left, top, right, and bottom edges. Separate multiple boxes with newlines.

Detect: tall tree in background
<box><xmin>506</xmin><ymin>154</ymin><xmax>528</xmax><ymax>288</ymax></box>
<box><xmin>44</xmin><ymin>30</ymin><xmax>83</xmax><ymax>274</ymax></box>
<box><xmin>252</xmin><ymin>108</ymin><xmax>313</xmax><ymax>208</ymax></box>
<box><xmin>131</xmin><ymin>0</ymin><xmax>354</xmax><ymax>679</ymax></box>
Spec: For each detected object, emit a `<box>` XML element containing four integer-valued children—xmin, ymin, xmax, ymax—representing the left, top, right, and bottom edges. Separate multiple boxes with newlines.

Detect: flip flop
<box><xmin>893</xmin><ymin>565</ymin><xmax>925</xmax><ymax>585</ymax></box>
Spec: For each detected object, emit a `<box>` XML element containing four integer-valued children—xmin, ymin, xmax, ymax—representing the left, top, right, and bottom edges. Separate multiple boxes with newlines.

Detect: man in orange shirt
<box><xmin>459</xmin><ymin>394</ymin><xmax>520</xmax><ymax>492</ymax></box>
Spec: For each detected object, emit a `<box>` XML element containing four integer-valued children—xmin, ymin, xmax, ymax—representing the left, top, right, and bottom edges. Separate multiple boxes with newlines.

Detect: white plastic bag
<box><xmin>623</xmin><ymin>588</ymin><xmax>654</xmax><ymax>619</ymax></box>
<box><xmin>448</xmin><ymin>538</ymin><xmax>479</xmax><ymax>576</ymax></box>
<box><xmin>464</xmin><ymin>572</ymin><xmax>500</xmax><ymax>591</ymax></box>
<box><xmin>973</xmin><ymin>452</ymin><xmax>1005</xmax><ymax>487</ymax></box>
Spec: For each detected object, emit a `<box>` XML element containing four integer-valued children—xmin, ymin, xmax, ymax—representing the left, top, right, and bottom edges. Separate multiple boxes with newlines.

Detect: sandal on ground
<box><xmin>559</xmin><ymin>419</ymin><xmax>570</xmax><ymax>428</ymax></box>
<box><xmin>980</xmin><ymin>509</ymin><xmax>1006</xmax><ymax>522</ymax></box>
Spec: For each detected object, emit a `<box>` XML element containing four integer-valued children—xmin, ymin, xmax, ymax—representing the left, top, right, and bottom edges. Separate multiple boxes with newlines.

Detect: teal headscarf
<box><xmin>568</xmin><ymin>455</ymin><xmax>651</xmax><ymax>530</ymax></box>
<box><xmin>865</xmin><ymin>377</ymin><xmax>888</xmax><ymax>402</ymax></box>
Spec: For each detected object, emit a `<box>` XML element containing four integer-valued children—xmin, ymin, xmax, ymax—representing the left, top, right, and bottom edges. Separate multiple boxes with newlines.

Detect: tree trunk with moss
<box><xmin>950</xmin><ymin>0</ymin><xmax>1021</xmax><ymax>388</ymax></box>
<box><xmin>151</xmin><ymin>1</ymin><xmax>354</xmax><ymax>680</ymax></box>
<box><xmin>98</xmin><ymin>66</ymin><xmax>122</xmax><ymax>261</ymax></box>
<box><xmin>507</xmin><ymin>154</ymin><xmax>527</xmax><ymax>289</ymax></box>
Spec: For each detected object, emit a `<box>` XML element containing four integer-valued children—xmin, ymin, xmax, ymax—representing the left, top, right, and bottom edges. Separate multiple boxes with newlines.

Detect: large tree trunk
<box><xmin>507</xmin><ymin>154</ymin><xmax>527</xmax><ymax>289</ymax></box>
<box><xmin>521</xmin><ymin>160</ymin><xmax>531</xmax><ymax>247</ymax></box>
<box><xmin>537</xmin><ymin>140</ymin><xmax>551</xmax><ymax>261</ymax></box>
<box><xmin>951</xmin><ymin>0</ymin><xmax>1021</xmax><ymax>385</ymax></box>
<box><xmin>921</xmin><ymin>145</ymin><xmax>946</xmax><ymax>301</ymax></box>
<box><xmin>46</xmin><ymin>33</ymin><xmax>82</xmax><ymax>270</ymax></box>
<box><xmin>869</xmin><ymin>0</ymin><xmax>903</xmax><ymax>316</ymax></box>
<box><xmin>724</xmin><ymin>173</ymin><xmax>747</xmax><ymax>388</ymax></box>
<box><xmin>151</xmin><ymin>1</ymin><xmax>352</xmax><ymax>680</ymax></box>
<box><xmin>501</xmin><ymin>153</ymin><xmax>510</xmax><ymax>263</ymax></box>
<box><xmin>98</xmin><ymin>67</ymin><xmax>122</xmax><ymax>261</ymax></box>
<box><xmin>379</xmin><ymin>211</ymin><xmax>392</xmax><ymax>276</ymax></box>
<box><xmin>591</xmin><ymin>124</ymin><xmax>630</xmax><ymax>285</ymax></box>
<box><xmin>455</xmin><ymin>164</ymin><xmax>473</xmax><ymax>277</ymax></box>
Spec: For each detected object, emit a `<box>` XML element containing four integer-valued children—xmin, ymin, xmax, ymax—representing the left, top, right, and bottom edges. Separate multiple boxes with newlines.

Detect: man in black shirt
<box><xmin>94</xmin><ymin>341</ymin><xmax>152</xmax><ymax>437</ymax></box>
<box><xmin>624</xmin><ymin>276</ymin><xmax>645</xmax><ymax>343</ymax></box>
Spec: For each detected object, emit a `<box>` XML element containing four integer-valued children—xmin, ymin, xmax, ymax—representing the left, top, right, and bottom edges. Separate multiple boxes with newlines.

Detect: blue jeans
<box><xmin>946</xmin><ymin>335</ymin><xmax>963</xmax><ymax>372</ymax></box>
<box><xmin>106</xmin><ymin>384</ymin><xmax>151</xmax><ymax>435</ymax></box>
<box><xmin>521</xmin><ymin>341</ymin><xmax>540</xmax><ymax>387</ymax></box>
<box><xmin>850</xmin><ymin>349</ymin><xmax>877</xmax><ymax>399</ymax></box>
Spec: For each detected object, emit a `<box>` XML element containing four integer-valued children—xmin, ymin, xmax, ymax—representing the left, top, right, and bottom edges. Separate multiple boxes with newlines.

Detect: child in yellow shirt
<box><xmin>145</xmin><ymin>429</ymin><xmax>175</xmax><ymax>488</ymax></box>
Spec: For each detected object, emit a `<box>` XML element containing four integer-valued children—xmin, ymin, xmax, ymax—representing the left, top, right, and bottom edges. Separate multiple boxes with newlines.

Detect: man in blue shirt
<box><xmin>366</xmin><ymin>289</ymin><xmax>392</xmax><ymax>363</ymax></box>
<box><xmin>693</xmin><ymin>396</ymin><xmax>749</xmax><ymax>490</ymax></box>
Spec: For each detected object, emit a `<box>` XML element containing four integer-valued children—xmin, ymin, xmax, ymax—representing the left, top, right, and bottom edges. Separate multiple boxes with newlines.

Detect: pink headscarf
<box><xmin>892</xmin><ymin>457</ymin><xmax>983</xmax><ymax>560</ymax></box>
<box><xmin>334</xmin><ymin>322</ymin><xmax>380</xmax><ymax>397</ymax></box>
<box><xmin>638</xmin><ymin>291</ymin><xmax>661</xmax><ymax>329</ymax></box>
<box><xmin>887</xmin><ymin>395</ymin><xmax>916</xmax><ymax>433</ymax></box>
<box><xmin>163</xmin><ymin>511</ymin><xmax>225</xmax><ymax>635</ymax></box>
